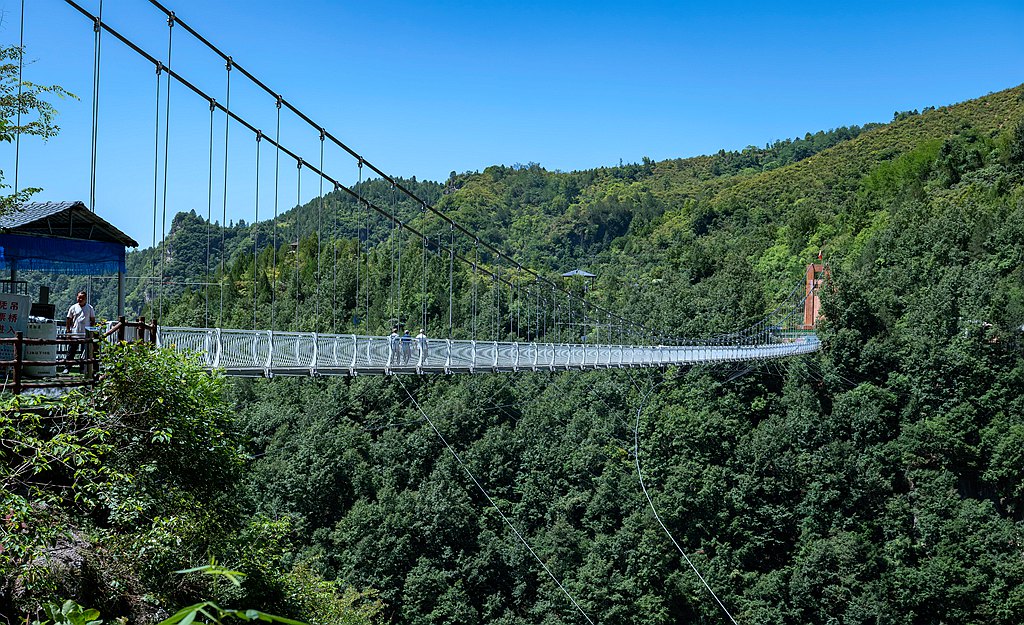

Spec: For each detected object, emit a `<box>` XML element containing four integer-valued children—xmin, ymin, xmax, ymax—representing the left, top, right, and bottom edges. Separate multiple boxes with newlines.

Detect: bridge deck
<box><xmin>157</xmin><ymin>327</ymin><xmax>820</xmax><ymax>377</ymax></box>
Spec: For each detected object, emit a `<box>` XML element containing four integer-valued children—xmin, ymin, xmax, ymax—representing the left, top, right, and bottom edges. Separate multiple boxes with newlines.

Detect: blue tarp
<box><xmin>0</xmin><ymin>233</ymin><xmax>125</xmax><ymax>275</ymax></box>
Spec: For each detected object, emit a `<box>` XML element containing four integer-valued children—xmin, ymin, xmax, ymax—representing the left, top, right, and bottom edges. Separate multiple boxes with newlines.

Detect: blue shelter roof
<box><xmin>0</xmin><ymin>201</ymin><xmax>137</xmax><ymax>275</ymax></box>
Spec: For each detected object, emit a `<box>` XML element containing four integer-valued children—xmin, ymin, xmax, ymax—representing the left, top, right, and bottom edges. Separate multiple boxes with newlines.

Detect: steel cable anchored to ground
<box><xmin>396</xmin><ymin>376</ymin><xmax>598</xmax><ymax>625</ymax></box>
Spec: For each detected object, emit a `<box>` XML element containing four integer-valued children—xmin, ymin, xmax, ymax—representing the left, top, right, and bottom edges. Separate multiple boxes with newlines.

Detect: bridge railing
<box><xmin>156</xmin><ymin>327</ymin><xmax>820</xmax><ymax>376</ymax></box>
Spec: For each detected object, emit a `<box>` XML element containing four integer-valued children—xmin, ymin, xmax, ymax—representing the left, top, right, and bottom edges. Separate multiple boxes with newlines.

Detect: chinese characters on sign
<box><xmin>0</xmin><ymin>293</ymin><xmax>32</xmax><ymax>362</ymax></box>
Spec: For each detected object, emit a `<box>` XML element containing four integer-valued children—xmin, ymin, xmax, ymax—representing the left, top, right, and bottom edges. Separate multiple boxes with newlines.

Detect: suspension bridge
<box><xmin>7</xmin><ymin>0</ymin><xmax>822</xmax><ymax>379</ymax></box>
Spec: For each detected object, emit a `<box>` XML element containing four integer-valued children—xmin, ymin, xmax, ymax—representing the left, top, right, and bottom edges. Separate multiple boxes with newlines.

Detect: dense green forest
<box><xmin>4</xmin><ymin>77</ymin><xmax>1024</xmax><ymax>624</ymax></box>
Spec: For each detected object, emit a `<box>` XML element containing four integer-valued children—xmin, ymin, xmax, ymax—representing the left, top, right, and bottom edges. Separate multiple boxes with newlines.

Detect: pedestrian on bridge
<box><xmin>389</xmin><ymin>327</ymin><xmax>400</xmax><ymax>366</ymax></box>
<box><xmin>416</xmin><ymin>328</ymin><xmax>428</xmax><ymax>363</ymax></box>
<box><xmin>402</xmin><ymin>330</ymin><xmax>413</xmax><ymax>364</ymax></box>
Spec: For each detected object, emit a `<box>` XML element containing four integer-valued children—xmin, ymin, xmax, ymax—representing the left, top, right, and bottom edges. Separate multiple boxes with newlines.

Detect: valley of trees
<box><xmin>3</xmin><ymin>68</ymin><xmax>1024</xmax><ymax>624</ymax></box>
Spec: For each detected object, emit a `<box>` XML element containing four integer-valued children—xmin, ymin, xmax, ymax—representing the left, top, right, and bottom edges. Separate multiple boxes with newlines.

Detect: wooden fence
<box><xmin>0</xmin><ymin>316</ymin><xmax>158</xmax><ymax>394</ymax></box>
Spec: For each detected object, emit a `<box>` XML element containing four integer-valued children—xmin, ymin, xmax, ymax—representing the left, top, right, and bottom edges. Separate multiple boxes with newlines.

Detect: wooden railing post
<box><xmin>117</xmin><ymin>315</ymin><xmax>126</xmax><ymax>342</ymax></box>
<box><xmin>138</xmin><ymin>316</ymin><xmax>146</xmax><ymax>343</ymax></box>
<box><xmin>84</xmin><ymin>331</ymin><xmax>95</xmax><ymax>381</ymax></box>
<box><xmin>151</xmin><ymin>318</ymin><xmax>158</xmax><ymax>344</ymax></box>
<box><xmin>13</xmin><ymin>331</ymin><xmax>22</xmax><ymax>394</ymax></box>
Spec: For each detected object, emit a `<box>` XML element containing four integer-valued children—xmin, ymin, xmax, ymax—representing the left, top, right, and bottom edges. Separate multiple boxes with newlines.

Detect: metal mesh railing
<box><xmin>157</xmin><ymin>327</ymin><xmax>820</xmax><ymax>376</ymax></box>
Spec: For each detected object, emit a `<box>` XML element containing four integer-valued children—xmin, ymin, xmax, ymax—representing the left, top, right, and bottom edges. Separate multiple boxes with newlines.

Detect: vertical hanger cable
<box><xmin>205</xmin><ymin>98</ymin><xmax>214</xmax><ymax>327</ymax></box>
<box><xmin>150</xmin><ymin>63</ymin><xmax>161</xmax><ymax>321</ymax></box>
<box><xmin>294</xmin><ymin>159</ymin><xmax>302</xmax><ymax>330</ymax></box>
<box><xmin>253</xmin><ymin>131</ymin><xmax>261</xmax><ymax>330</ymax></box>
<box><xmin>316</xmin><ymin>129</ymin><xmax>325</xmax><ymax>332</ymax></box>
<box><xmin>88</xmin><ymin>0</ymin><xmax>103</xmax><ymax>213</ymax></box>
<box><xmin>219</xmin><ymin>57</ymin><xmax>232</xmax><ymax>327</ymax></box>
<box><xmin>158</xmin><ymin>12</ymin><xmax>174</xmax><ymax>320</ymax></box>
<box><xmin>271</xmin><ymin>96</ymin><xmax>281</xmax><ymax>331</ymax></box>
<box><xmin>13</xmin><ymin>0</ymin><xmax>25</xmax><ymax>199</ymax></box>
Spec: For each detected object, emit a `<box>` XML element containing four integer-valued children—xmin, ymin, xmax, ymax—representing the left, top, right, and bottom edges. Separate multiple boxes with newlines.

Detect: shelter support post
<box><xmin>118</xmin><ymin>270</ymin><xmax>126</xmax><ymax>318</ymax></box>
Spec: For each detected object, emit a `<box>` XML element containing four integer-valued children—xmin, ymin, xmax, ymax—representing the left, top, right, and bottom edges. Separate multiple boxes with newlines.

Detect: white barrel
<box><xmin>25</xmin><ymin>321</ymin><xmax>58</xmax><ymax>377</ymax></box>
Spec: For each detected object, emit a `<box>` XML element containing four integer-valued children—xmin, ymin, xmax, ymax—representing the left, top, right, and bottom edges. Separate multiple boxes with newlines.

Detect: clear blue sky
<box><xmin>2</xmin><ymin>0</ymin><xmax>1023</xmax><ymax>247</ymax></box>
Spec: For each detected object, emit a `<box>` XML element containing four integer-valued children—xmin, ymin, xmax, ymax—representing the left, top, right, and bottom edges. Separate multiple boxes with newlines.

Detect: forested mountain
<box><xmin>6</xmin><ymin>84</ymin><xmax>1024</xmax><ymax>624</ymax></box>
<box><xmin>161</xmin><ymin>83</ymin><xmax>1024</xmax><ymax>623</ymax></box>
<box><xmin>215</xmin><ymin>85</ymin><xmax>1024</xmax><ymax>624</ymax></box>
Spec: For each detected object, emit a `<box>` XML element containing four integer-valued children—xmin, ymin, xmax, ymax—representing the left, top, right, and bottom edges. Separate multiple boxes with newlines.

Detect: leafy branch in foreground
<box><xmin>33</xmin><ymin>599</ymin><xmax>106</xmax><ymax>625</ymax></box>
<box><xmin>0</xmin><ymin>391</ymin><xmax>128</xmax><ymax>582</ymax></box>
<box><xmin>159</xmin><ymin>565</ymin><xmax>306</xmax><ymax>625</ymax></box>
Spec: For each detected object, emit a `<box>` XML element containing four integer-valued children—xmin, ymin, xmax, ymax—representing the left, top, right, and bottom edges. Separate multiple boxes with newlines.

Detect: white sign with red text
<box><xmin>0</xmin><ymin>293</ymin><xmax>32</xmax><ymax>362</ymax></box>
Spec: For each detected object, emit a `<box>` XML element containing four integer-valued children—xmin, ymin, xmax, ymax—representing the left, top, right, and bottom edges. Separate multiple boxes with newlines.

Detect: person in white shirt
<box><xmin>64</xmin><ymin>290</ymin><xmax>96</xmax><ymax>372</ymax></box>
<box><xmin>388</xmin><ymin>327</ymin><xmax>400</xmax><ymax>366</ymax></box>
<box><xmin>416</xmin><ymin>329</ymin><xmax>428</xmax><ymax>363</ymax></box>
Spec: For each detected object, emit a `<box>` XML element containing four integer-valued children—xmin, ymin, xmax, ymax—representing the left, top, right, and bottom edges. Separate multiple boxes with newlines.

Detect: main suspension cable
<box><xmin>139</xmin><ymin>0</ymin><xmax>659</xmax><ymax>341</ymax></box>
<box><xmin>68</xmin><ymin>0</ymin><xmax>699</xmax><ymax>342</ymax></box>
<box><xmin>73</xmin><ymin>0</ymin><xmax>619</xmax><ymax>330</ymax></box>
